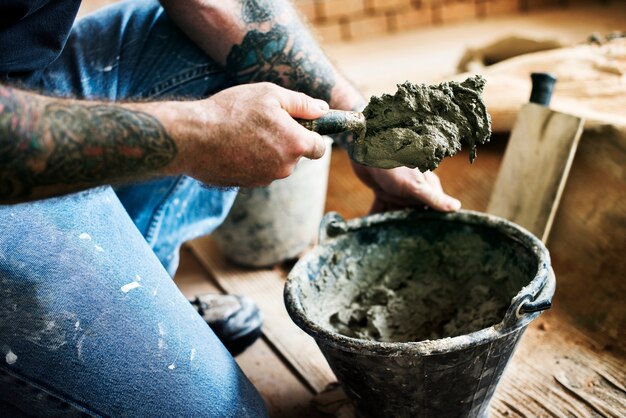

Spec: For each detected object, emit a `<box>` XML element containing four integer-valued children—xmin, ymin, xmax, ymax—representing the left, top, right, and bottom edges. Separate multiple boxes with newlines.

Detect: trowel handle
<box><xmin>529</xmin><ymin>72</ymin><xmax>557</xmax><ymax>106</ymax></box>
<box><xmin>297</xmin><ymin>110</ymin><xmax>365</xmax><ymax>136</ymax></box>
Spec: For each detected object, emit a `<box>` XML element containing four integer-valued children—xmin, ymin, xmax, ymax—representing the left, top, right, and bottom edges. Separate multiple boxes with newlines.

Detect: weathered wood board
<box><xmin>491</xmin><ymin>312</ymin><xmax>626</xmax><ymax>418</ymax></box>
<box><xmin>487</xmin><ymin>103</ymin><xmax>584</xmax><ymax>242</ymax></box>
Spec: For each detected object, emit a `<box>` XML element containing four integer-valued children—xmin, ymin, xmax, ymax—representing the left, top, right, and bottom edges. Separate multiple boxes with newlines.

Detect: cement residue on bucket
<box><xmin>303</xmin><ymin>223</ymin><xmax>534</xmax><ymax>343</ymax></box>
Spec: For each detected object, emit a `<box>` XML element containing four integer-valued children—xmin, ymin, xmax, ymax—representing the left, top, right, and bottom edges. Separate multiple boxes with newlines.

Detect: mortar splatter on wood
<box><xmin>352</xmin><ymin>75</ymin><xmax>491</xmax><ymax>170</ymax></box>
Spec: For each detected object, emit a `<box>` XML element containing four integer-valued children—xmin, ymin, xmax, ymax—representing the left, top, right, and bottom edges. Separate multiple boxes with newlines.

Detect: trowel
<box><xmin>297</xmin><ymin>75</ymin><xmax>491</xmax><ymax>171</ymax></box>
<box><xmin>297</xmin><ymin>109</ymin><xmax>367</xmax><ymax>160</ymax></box>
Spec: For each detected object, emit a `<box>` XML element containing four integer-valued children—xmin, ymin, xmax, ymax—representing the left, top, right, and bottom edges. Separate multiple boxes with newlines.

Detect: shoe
<box><xmin>189</xmin><ymin>294</ymin><xmax>263</xmax><ymax>356</ymax></box>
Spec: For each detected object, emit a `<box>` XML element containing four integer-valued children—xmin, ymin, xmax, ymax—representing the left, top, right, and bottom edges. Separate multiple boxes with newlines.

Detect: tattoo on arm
<box><xmin>240</xmin><ymin>0</ymin><xmax>274</xmax><ymax>24</ymax></box>
<box><xmin>0</xmin><ymin>86</ymin><xmax>176</xmax><ymax>201</ymax></box>
<box><xmin>226</xmin><ymin>0</ymin><xmax>335</xmax><ymax>102</ymax></box>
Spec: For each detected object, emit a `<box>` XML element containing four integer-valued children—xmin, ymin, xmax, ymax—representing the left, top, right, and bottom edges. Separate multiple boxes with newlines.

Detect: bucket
<box><xmin>285</xmin><ymin>210</ymin><xmax>555</xmax><ymax>418</ymax></box>
<box><xmin>212</xmin><ymin>137</ymin><xmax>333</xmax><ymax>267</ymax></box>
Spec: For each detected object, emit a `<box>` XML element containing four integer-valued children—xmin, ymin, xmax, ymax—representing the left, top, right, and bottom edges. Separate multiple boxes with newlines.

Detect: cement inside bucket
<box><xmin>300</xmin><ymin>219</ymin><xmax>536</xmax><ymax>343</ymax></box>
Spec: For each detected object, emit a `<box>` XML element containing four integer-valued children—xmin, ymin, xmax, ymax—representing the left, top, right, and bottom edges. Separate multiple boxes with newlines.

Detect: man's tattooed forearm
<box><xmin>227</xmin><ymin>26</ymin><xmax>334</xmax><ymax>102</ymax></box>
<box><xmin>226</xmin><ymin>0</ymin><xmax>335</xmax><ymax>102</ymax></box>
<box><xmin>0</xmin><ymin>87</ymin><xmax>176</xmax><ymax>199</ymax></box>
<box><xmin>43</xmin><ymin>104</ymin><xmax>176</xmax><ymax>183</ymax></box>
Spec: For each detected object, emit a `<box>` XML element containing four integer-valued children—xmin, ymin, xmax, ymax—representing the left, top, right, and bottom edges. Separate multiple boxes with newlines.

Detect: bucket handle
<box><xmin>319</xmin><ymin>212</ymin><xmax>349</xmax><ymax>243</ymax></box>
<box><xmin>504</xmin><ymin>266</ymin><xmax>556</xmax><ymax>328</ymax></box>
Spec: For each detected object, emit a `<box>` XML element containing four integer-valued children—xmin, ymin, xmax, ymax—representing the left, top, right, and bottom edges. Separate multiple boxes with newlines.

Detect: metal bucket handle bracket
<box><xmin>504</xmin><ymin>266</ymin><xmax>556</xmax><ymax>328</ymax></box>
<box><xmin>319</xmin><ymin>212</ymin><xmax>349</xmax><ymax>243</ymax></box>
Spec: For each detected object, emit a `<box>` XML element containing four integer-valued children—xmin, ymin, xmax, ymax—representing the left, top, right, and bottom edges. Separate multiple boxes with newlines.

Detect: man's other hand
<box><xmin>351</xmin><ymin>163</ymin><xmax>462</xmax><ymax>213</ymax></box>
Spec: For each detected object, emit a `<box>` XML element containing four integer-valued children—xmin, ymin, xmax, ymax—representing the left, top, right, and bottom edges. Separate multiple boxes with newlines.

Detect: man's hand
<box><xmin>169</xmin><ymin>82</ymin><xmax>328</xmax><ymax>187</ymax></box>
<box><xmin>351</xmin><ymin>162</ymin><xmax>461</xmax><ymax>213</ymax></box>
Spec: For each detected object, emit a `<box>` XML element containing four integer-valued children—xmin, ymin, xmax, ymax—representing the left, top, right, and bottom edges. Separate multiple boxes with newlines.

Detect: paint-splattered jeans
<box><xmin>0</xmin><ymin>1</ymin><xmax>267</xmax><ymax>416</ymax></box>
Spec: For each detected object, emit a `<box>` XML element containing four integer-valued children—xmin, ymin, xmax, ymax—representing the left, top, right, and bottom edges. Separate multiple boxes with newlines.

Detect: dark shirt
<box><xmin>0</xmin><ymin>0</ymin><xmax>81</xmax><ymax>73</ymax></box>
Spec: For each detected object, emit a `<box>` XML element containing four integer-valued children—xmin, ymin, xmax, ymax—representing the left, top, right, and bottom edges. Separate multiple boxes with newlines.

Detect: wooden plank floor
<box><xmin>176</xmin><ymin>140</ymin><xmax>625</xmax><ymax>417</ymax></box>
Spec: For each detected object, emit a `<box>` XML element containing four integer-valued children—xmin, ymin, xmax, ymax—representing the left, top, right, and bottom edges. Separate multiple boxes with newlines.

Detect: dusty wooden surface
<box><xmin>491</xmin><ymin>311</ymin><xmax>625</xmax><ymax>417</ymax></box>
<box><xmin>487</xmin><ymin>103</ymin><xmax>584</xmax><ymax>242</ymax></box>
<box><xmin>546</xmin><ymin>125</ymin><xmax>626</xmax><ymax>352</ymax></box>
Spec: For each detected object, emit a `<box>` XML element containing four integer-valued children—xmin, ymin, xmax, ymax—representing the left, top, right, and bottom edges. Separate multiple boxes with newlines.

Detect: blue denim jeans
<box><xmin>0</xmin><ymin>0</ymin><xmax>267</xmax><ymax>416</ymax></box>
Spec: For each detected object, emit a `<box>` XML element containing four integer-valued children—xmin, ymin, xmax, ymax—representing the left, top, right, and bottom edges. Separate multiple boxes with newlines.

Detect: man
<box><xmin>0</xmin><ymin>0</ymin><xmax>460</xmax><ymax>415</ymax></box>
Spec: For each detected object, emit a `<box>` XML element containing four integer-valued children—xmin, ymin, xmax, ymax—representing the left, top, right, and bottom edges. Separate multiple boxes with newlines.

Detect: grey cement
<box><xmin>354</xmin><ymin>75</ymin><xmax>491</xmax><ymax>170</ymax></box>
<box><xmin>303</xmin><ymin>221</ymin><xmax>532</xmax><ymax>343</ymax></box>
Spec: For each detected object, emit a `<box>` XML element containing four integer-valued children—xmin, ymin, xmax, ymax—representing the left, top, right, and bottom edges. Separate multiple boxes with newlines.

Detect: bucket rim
<box><xmin>284</xmin><ymin>209</ymin><xmax>552</xmax><ymax>357</ymax></box>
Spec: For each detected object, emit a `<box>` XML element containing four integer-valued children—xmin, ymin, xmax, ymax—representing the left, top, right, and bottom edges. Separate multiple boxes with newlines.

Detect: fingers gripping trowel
<box><xmin>486</xmin><ymin>73</ymin><xmax>585</xmax><ymax>243</ymax></box>
<box><xmin>297</xmin><ymin>110</ymin><xmax>367</xmax><ymax>162</ymax></box>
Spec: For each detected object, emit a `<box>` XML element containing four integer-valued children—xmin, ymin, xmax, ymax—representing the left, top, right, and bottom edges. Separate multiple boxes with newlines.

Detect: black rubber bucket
<box><xmin>284</xmin><ymin>210</ymin><xmax>555</xmax><ymax>418</ymax></box>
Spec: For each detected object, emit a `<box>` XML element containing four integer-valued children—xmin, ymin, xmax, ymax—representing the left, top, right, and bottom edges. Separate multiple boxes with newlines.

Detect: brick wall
<box><xmin>294</xmin><ymin>0</ymin><xmax>601</xmax><ymax>42</ymax></box>
<box><xmin>78</xmin><ymin>1</ymin><xmax>606</xmax><ymax>44</ymax></box>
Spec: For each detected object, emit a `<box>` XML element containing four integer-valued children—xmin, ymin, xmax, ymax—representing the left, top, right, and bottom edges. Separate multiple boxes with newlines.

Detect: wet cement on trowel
<box><xmin>305</xmin><ymin>225</ymin><xmax>531</xmax><ymax>343</ymax></box>
<box><xmin>355</xmin><ymin>75</ymin><xmax>491</xmax><ymax>170</ymax></box>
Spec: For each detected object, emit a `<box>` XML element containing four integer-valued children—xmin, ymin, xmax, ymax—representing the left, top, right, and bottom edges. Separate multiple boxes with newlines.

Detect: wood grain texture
<box><xmin>187</xmin><ymin>238</ymin><xmax>337</xmax><ymax>393</ymax></box>
<box><xmin>491</xmin><ymin>312</ymin><xmax>626</xmax><ymax>418</ymax></box>
<box><xmin>546</xmin><ymin>125</ymin><xmax>626</xmax><ymax>349</ymax></box>
<box><xmin>487</xmin><ymin>103</ymin><xmax>584</xmax><ymax>242</ymax></box>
